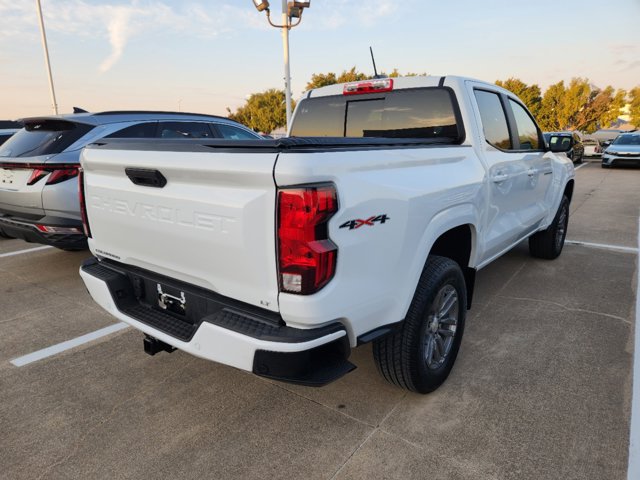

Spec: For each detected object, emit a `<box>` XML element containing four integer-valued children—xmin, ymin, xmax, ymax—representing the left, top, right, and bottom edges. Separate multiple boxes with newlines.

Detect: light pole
<box><xmin>252</xmin><ymin>1</ymin><xmax>311</xmax><ymax>132</ymax></box>
<box><xmin>36</xmin><ymin>0</ymin><xmax>58</xmax><ymax>115</ymax></box>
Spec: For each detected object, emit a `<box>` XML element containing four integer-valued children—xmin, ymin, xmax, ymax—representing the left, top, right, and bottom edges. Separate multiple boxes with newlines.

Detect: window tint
<box><xmin>106</xmin><ymin>122</ymin><xmax>157</xmax><ymax>139</ymax></box>
<box><xmin>0</xmin><ymin>120</ymin><xmax>93</xmax><ymax>158</ymax></box>
<box><xmin>509</xmin><ymin>99</ymin><xmax>540</xmax><ymax>150</ymax></box>
<box><xmin>613</xmin><ymin>134</ymin><xmax>640</xmax><ymax>145</ymax></box>
<box><xmin>291</xmin><ymin>88</ymin><xmax>461</xmax><ymax>141</ymax></box>
<box><xmin>216</xmin><ymin>124</ymin><xmax>260</xmax><ymax>140</ymax></box>
<box><xmin>0</xmin><ymin>134</ymin><xmax>13</xmax><ymax>146</ymax></box>
<box><xmin>474</xmin><ymin>90</ymin><xmax>511</xmax><ymax>149</ymax></box>
<box><xmin>158</xmin><ymin>122</ymin><xmax>214</xmax><ymax>139</ymax></box>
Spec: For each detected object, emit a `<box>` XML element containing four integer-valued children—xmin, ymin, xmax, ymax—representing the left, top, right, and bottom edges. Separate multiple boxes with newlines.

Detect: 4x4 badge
<box><xmin>339</xmin><ymin>214</ymin><xmax>390</xmax><ymax>230</ymax></box>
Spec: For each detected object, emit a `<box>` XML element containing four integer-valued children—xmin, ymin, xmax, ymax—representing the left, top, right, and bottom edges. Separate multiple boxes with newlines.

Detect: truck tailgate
<box><xmin>81</xmin><ymin>142</ymin><xmax>280</xmax><ymax>312</ymax></box>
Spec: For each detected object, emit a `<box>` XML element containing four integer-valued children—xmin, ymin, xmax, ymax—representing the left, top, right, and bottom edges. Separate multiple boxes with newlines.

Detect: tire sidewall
<box><xmin>552</xmin><ymin>196</ymin><xmax>569</xmax><ymax>257</ymax></box>
<box><xmin>406</xmin><ymin>259</ymin><xmax>467</xmax><ymax>393</ymax></box>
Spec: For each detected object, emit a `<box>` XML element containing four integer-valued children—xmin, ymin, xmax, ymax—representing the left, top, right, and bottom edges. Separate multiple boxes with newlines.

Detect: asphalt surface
<box><xmin>1</xmin><ymin>160</ymin><xmax>638</xmax><ymax>479</ymax></box>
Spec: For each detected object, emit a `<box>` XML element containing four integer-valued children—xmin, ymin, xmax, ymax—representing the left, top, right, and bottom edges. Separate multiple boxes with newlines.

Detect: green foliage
<box><xmin>630</xmin><ymin>87</ymin><xmax>640</xmax><ymax>128</ymax></box>
<box><xmin>305</xmin><ymin>67</ymin><xmax>370</xmax><ymax>91</ymax></box>
<box><xmin>495</xmin><ymin>78</ymin><xmax>542</xmax><ymax>118</ymax></box>
<box><xmin>226</xmin><ymin>89</ymin><xmax>290</xmax><ymax>134</ymax></box>
<box><xmin>497</xmin><ymin>77</ymin><xmax>636</xmax><ymax>132</ymax></box>
<box><xmin>538</xmin><ymin>81</ymin><xmax>565</xmax><ymax>131</ymax></box>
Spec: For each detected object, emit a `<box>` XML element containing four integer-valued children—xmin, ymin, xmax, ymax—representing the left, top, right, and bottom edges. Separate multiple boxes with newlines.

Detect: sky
<box><xmin>0</xmin><ymin>0</ymin><xmax>639</xmax><ymax>120</ymax></box>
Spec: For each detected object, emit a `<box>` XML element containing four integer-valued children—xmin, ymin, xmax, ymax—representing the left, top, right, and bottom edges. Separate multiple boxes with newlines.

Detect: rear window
<box><xmin>0</xmin><ymin>120</ymin><xmax>92</xmax><ymax>158</ymax></box>
<box><xmin>290</xmin><ymin>88</ymin><xmax>463</xmax><ymax>142</ymax></box>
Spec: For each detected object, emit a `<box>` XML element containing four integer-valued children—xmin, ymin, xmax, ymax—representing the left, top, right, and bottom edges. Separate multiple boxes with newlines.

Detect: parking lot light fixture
<box><xmin>251</xmin><ymin>0</ymin><xmax>311</xmax><ymax>132</ymax></box>
<box><xmin>253</xmin><ymin>0</ymin><xmax>270</xmax><ymax>12</ymax></box>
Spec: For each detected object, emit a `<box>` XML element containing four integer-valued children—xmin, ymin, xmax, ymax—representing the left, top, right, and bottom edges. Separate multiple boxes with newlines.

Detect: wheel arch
<box><xmin>406</xmin><ymin>203</ymin><xmax>480</xmax><ymax>315</ymax></box>
<box><xmin>564</xmin><ymin>179</ymin><xmax>575</xmax><ymax>204</ymax></box>
<box><xmin>428</xmin><ymin>224</ymin><xmax>477</xmax><ymax>309</ymax></box>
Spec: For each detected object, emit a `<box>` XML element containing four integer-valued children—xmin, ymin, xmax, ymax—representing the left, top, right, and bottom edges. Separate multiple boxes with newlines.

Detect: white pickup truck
<box><xmin>79</xmin><ymin>76</ymin><xmax>574</xmax><ymax>393</ymax></box>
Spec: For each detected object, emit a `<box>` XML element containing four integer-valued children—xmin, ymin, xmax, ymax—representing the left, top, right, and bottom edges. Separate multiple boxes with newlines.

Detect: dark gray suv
<box><xmin>0</xmin><ymin>111</ymin><xmax>262</xmax><ymax>249</ymax></box>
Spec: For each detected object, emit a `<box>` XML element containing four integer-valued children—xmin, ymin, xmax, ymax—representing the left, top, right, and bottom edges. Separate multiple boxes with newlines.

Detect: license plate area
<box><xmin>157</xmin><ymin>283</ymin><xmax>187</xmax><ymax>317</ymax></box>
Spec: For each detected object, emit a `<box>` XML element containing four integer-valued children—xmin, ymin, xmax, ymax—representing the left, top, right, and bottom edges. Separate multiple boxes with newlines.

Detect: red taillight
<box><xmin>278</xmin><ymin>184</ymin><xmax>338</xmax><ymax>295</ymax></box>
<box><xmin>78</xmin><ymin>168</ymin><xmax>91</xmax><ymax>238</ymax></box>
<box><xmin>27</xmin><ymin>168</ymin><xmax>49</xmax><ymax>185</ymax></box>
<box><xmin>46</xmin><ymin>168</ymin><xmax>78</xmax><ymax>185</ymax></box>
<box><xmin>23</xmin><ymin>165</ymin><xmax>79</xmax><ymax>186</ymax></box>
<box><xmin>343</xmin><ymin>78</ymin><xmax>393</xmax><ymax>95</ymax></box>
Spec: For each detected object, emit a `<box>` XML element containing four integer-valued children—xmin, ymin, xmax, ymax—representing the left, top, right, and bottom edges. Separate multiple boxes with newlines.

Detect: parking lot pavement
<box><xmin>0</xmin><ymin>161</ymin><xmax>637</xmax><ymax>479</ymax></box>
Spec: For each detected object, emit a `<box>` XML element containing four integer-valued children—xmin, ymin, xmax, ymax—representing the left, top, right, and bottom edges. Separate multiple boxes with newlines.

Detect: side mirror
<box><xmin>548</xmin><ymin>135</ymin><xmax>572</xmax><ymax>153</ymax></box>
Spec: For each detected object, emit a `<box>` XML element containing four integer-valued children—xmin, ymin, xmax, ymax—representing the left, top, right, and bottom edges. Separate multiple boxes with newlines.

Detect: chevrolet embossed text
<box><xmin>90</xmin><ymin>195</ymin><xmax>235</xmax><ymax>232</ymax></box>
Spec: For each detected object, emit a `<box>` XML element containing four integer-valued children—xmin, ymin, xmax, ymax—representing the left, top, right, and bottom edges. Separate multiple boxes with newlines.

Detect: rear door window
<box><xmin>157</xmin><ymin>122</ymin><xmax>215</xmax><ymax>139</ymax></box>
<box><xmin>0</xmin><ymin>120</ymin><xmax>93</xmax><ymax>158</ymax></box>
<box><xmin>106</xmin><ymin>122</ymin><xmax>157</xmax><ymax>138</ymax></box>
<box><xmin>216</xmin><ymin>124</ymin><xmax>261</xmax><ymax>140</ymax></box>
<box><xmin>291</xmin><ymin>88</ymin><xmax>463</xmax><ymax>142</ymax></box>
<box><xmin>474</xmin><ymin>90</ymin><xmax>512</xmax><ymax>150</ymax></box>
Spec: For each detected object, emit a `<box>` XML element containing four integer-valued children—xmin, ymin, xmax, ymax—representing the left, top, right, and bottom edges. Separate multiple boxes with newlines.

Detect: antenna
<box><xmin>369</xmin><ymin>46</ymin><xmax>381</xmax><ymax>78</ymax></box>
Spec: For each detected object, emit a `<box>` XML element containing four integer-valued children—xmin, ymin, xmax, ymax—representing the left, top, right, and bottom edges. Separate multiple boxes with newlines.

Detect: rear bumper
<box><xmin>80</xmin><ymin>258</ymin><xmax>355</xmax><ymax>386</ymax></box>
<box><xmin>0</xmin><ymin>215</ymin><xmax>87</xmax><ymax>250</ymax></box>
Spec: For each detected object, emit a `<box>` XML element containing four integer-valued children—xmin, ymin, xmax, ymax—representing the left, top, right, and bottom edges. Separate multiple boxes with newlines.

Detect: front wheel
<box><xmin>373</xmin><ymin>255</ymin><xmax>466</xmax><ymax>394</ymax></box>
<box><xmin>529</xmin><ymin>195</ymin><xmax>569</xmax><ymax>259</ymax></box>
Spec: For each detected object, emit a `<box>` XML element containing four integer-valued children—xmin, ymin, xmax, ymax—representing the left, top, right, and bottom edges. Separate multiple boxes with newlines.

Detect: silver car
<box><xmin>0</xmin><ymin>111</ymin><xmax>263</xmax><ymax>249</ymax></box>
<box><xmin>601</xmin><ymin>133</ymin><xmax>640</xmax><ymax>169</ymax></box>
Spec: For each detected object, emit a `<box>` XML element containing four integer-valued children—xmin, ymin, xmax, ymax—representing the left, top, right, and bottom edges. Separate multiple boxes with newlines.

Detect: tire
<box><xmin>373</xmin><ymin>255</ymin><xmax>467</xmax><ymax>394</ymax></box>
<box><xmin>601</xmin><ymin>163</ymin><xmax>610</xmax><ymax>169</ymax></box>
<box><xmin>528</xmin><ymin>195</ymin><xmax>569</xmax><ymax>260</ymax></box>
<box><xmin>575</xmin><ymin>154</ymin><xmax>583</xmax><ymax>164</ymax></box>
<box><xmin>0</xmin><ymin>231</ymin><xmax>14</xmax><ymax>239</ymax></box>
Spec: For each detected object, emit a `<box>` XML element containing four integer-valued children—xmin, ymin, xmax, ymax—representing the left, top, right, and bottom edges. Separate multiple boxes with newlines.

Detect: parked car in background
<box><xmin>0</xmin><ymin>129</ymin><xmax>19</xmax><ymax>146</ymax></box>
<box><xmin>543</xmin><ymin>132</ymin><xmax>584</xmax><ymax>163</ymax></box>
<box><xmin>582</xmin><ymin>138</ymin><xmax>602</xmax><ymax>157</ymax></box>
<box><xmin>0</xmin><ymin>111</ymin><xmax>263</xmax><ymax>247</ymax></box>
<box><xmin>601</xmin><ymin>132</ymin><xmax>640</xmax><ymax>168</ymax></box>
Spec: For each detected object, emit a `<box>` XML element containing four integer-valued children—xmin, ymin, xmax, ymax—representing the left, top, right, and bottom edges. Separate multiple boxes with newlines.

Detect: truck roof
<box><xmin>304</xmin><ymin>75</ymin><xmax>507</xmax><ymax>99</ymax></box>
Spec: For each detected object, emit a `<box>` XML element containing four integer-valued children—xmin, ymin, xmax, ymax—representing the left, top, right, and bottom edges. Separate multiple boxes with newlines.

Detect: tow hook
<box><xmin>143</xmin><ymin>335</ymin><xmax>177</xmax><ymax>356</ymax></box>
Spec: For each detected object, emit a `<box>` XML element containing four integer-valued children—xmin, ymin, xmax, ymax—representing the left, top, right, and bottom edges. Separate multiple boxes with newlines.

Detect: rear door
<box><xmin>470</xmin><ymin>87</ymin><xmax>531</xmax><ymax>262</ymax></box>
<box><xmin>82</xmin><ymin>141</ymin><xmax>281</xmax><ymax>312</ymax></box>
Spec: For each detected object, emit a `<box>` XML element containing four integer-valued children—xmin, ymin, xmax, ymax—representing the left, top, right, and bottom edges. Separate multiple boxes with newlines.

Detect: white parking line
<box><xmin>565</xmin><ymin>240</ymin><xmax>639</xmax><ymax>254</ymax></box>
<box><xmin>574</xmin><ymin>163</ymin><xmax>589</xmax><ymax>171</ymax></box>
<box><xmin>628</xmin><ymin>217</ymin><xmax>640</xmax><ymax>480</ymax></box>
<box><xmin>0</xmin><ymin>245</ymin><xmax>53</xmax><ymax>258</ymax></box>
<box><xmin>10</xmin><ymin>322</ymin><xmax>129</xmax><ymax>367</ymax></box>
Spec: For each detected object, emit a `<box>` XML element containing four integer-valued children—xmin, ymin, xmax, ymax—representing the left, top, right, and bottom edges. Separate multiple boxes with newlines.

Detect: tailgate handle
<box><xmin>125</xmin><ymin>168</ymin><xmax>167</xmax><ymax>188</ymax></box>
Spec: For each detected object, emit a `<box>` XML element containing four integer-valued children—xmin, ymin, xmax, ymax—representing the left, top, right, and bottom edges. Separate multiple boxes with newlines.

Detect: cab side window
<box><xmin>508</xmin><ymin>100</ymin><xmax>540</xmax><ymax>150</ymax></box>
<box><xmin>157</xmin><ymin>122</ymin><xmax>214</xmax><ymax>139</ymax></box>
<box><xmin>474</xmin><ymin>90</ymin><xmax>512</xmax><ymax>150</ymax></box>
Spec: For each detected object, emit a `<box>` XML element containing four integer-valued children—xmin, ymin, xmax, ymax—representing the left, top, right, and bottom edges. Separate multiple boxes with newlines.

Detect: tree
<box><xmin>629</xmin><ymin>87</ymin><xmax>640</xmax><ymax>128</ymax></box>
<box><xmin>538</xmin><ymin>81</ymin><xmax>565</xmax><ymax>131</ymax></box>
<box><xmin>560</xmin><ymin>78</ymin><xmax>592</xmax><ymax>130</ymax></box>
<box><xmin>495</xmin><ymin>78</ymin><xmax>542</xmax><ymax>119</ymax></box>
<box><xmin>575</xmin><ymin>87</ymin><xmax>627</xmax><ymax>132</ymax></box>
<box><xmin>226</xmin><ymin>89</ymin><xmax>289</xmax><ymax>134</ymax></box>
<box><xmin>305</xmin><ymin>72</ymin><xmax>338</xmax><ymax>91</ymax></box>
<box><xmin>305</xmin><ymin>67</ymin><xmax>370</xmax><ymax>91</ymax></box>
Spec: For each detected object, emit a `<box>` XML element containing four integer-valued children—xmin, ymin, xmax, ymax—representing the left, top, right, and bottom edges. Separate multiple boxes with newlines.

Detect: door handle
<box><xmin>492</xmin><ymin>173</ymin><xmax>509</xmax><ymax>183</ymax></box>
<box><xmin>125</xmin><ymin>168</ymin><xmax>167</xmax><ymax>188</ymax></box>
<box><xmin>526</xmin><ymin>168</ymin><xmax>537</xmax><ymax>177</ymax></box>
